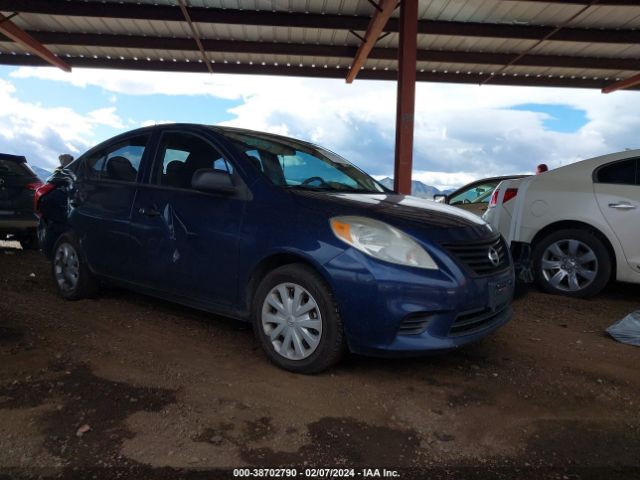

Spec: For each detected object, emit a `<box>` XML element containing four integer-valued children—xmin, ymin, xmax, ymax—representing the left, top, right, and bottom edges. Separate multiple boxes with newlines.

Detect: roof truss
<box><xmin>1</xmin><ymin>1</ymin><xmax>640</xmax><ymax>45</ymax></box>
<box><xmin>346</xmin><ymin>0</ymin><xmax>397</xmax><ymax>83</ymax></box>
<box><xmin>0</xmin><ymin>0</ymin><xmax>639</xmax><ymax>92</ymax></box>
<box><xmin>0</xmin><ymin>12</ymin><xmax>70</xmax><ymax>71</ymax></box>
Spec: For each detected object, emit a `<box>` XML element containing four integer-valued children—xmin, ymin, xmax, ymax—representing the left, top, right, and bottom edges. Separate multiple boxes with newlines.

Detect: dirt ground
<box><xmin>0</xmin><ymin>241</ymin><xmax>639</xmax><ymax>480</ymax></box>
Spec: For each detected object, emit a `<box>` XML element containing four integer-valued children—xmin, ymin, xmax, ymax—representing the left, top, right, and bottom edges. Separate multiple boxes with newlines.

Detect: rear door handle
<box><xmin>138</xmin><ymin>206</ymin><xmax>161</xmax><ymax>217</ymax></box>
<box><xmin>608</xmin><ymin>202</ymin><xmax>637</xmax><ymax>210</ymax></box>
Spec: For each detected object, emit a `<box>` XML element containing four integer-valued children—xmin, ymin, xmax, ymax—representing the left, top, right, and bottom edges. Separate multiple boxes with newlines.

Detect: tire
<box><xmin>252</xmin><ymin>263</ymin><xmax>346</xmax><ymax>373</ymax></box>
<box><xmin>532</xmin><ymin>228</ymin><xmax>611</xmax><ymax>299</ymax></box>
<box><xmin>18</xmin><ymin>233</ymin><xmax>38</xmax><ymax>250</ymax></box>
<box><xmin>51</xmin><ymin>233</ymin><xmax>98</xmax><ymax>300</ymax></box>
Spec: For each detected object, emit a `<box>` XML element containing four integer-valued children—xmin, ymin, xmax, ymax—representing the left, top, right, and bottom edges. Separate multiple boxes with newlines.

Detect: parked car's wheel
<box><xmin>532</xmin><ymin>228</ymin><xmax>611</xmax><ymax>298</ymax></box>
<box><xmin>52</xmin><ymin>233</ymin><xmax>98</xmax><ymax>300</ymax></box>
<box><xmin>18</xmin><ymin>232</ymin><xmax>38</xmax><ymax>250</ymax></box>
<box><xmin>253</xmin><ymin>263</ymin><xmax>346</xmax><ymax>373</ymax></box>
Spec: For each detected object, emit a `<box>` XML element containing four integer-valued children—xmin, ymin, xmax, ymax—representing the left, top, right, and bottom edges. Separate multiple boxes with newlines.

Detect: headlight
<box><xmin>330</xmin><ymin>216</ymin><xmax>438</xmax><ymax>270</ymax></box>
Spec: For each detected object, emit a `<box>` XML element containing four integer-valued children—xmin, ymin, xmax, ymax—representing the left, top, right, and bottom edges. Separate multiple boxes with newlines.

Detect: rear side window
<box><xmin>83</xmin><ymin>135</ymin><xmax>149</xmax><ymax>183</ymax></box>
<box><xmin>595</xmin><ymin>158</ymin><xmax>639</xmax><ymax>185</ymax></box>
<box><xmin>450</xmin><ymin>181</ymin><xmax>499</xmax><ymax>205</ymax></box>
<box><xmin>152</xmin><ymin>132</ymin><xmax>233</xmax><ymax>189</ymax></box>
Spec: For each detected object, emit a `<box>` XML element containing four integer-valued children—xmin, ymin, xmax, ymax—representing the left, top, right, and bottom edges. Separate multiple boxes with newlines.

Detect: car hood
<box><xmin>290</xmin><ymin>190</ymin><xmax>494</xmax><ymax>241</ymax></box>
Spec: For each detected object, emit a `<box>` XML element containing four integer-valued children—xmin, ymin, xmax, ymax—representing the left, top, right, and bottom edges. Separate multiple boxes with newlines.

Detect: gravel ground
<box><xmin>0</xmin><ymin>241</ymin><xmax>639</xmax><ymax>479</ymax></box>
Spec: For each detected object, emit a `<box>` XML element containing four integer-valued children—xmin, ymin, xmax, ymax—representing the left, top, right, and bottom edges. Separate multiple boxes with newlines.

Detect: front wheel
<box><xmin>532</xmin><ymin>229</ymin><xmax>611</xmax><ymax>298</ymax></box>
<box><xmin>252</xmin><ymin>263</ymin><xmax>346</xmax><ymax>373</ymax></box>
<box><xmin>52</xmin><ymin>233</ymin><xmax>98</xmax><ymax>300</ymax></box>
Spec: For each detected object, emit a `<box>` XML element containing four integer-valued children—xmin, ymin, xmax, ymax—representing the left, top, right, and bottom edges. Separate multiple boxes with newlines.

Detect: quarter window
<box><xmin>595</xmin><ymin>159</ymin><xmax>639</xmax><ymax>185</ymax></box>
<box><xmin>84</xmin><ymin>135</ymin><xmax>149</xmax><ymax>182</ymax></box>
<box><xmin>450</xmin><ymin>181</ymin><xmax>499</xmax><ymax>205</ymax></box>
<box><xmin>153</xmin><ymin>132</ymin><xmax>233</xmax><ymax>189</ymax></box>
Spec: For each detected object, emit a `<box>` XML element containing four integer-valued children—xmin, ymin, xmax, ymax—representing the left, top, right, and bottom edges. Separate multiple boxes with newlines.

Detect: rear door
<box><xmin>129</xmin><ymin>130</ymin><xmax>245</xmax><ymax>305</ymax></box>
<box><xmin>70</xmin><ymin>134</ymin><xmax>151</xmax><ymax>278</ymax></box>
<box><xmin>593</xmin><ymin>158</ymin><xmax>640</xmax><ymax>270</ymax></box>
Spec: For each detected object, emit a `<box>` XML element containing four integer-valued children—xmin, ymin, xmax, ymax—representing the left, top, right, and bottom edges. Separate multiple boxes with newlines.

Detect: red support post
<box><xmin>393</xmin><ymin>0</ymin><xmax>418</xmax><ymax>195</ymax></box>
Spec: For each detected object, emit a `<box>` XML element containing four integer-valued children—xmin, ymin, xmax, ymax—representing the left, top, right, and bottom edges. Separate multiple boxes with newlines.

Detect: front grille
<box><xmin>441</xmin><ymin>236</ymin><xmax>509</xmax><ymax>276</ymax></box>
<box><xmin>449</xmin><ymin>304</ymin><xmax>509</xmax><ymax>337</ymax></box>
<box><xmin>398</xmin><ymin>314</ymin><xmax>433</xmax><ymax>335</ymax></box>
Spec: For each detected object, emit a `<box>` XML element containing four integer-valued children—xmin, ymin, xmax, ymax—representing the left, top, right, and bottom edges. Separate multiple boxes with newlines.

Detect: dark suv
<box><xmin>0</xmin><ymin>153</ymin><xmax>42</xmax><ymax>249</ymax></box>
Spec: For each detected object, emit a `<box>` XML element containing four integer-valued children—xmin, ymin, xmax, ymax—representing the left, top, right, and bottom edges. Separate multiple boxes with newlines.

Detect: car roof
<box><xmin>0</xmin><ymin>153</ymin><xmax>27</xmax><ymax>162</ymax></box>
<box><xmin>535</xmin><ymin>149</ymin><xmax>640</xmax><ymax>181</ymax></box>
<box><xmin>448</xmin><ymin>174</ymin><xmax>529</xmax><ymax>196</ymax></box>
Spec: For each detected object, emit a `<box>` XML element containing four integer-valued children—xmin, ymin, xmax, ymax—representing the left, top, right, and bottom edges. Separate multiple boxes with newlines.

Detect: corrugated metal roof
<box><xmin>1</xmin><ymin>0</ymin><xmax>639</xmax><ymax>90</ymax></box>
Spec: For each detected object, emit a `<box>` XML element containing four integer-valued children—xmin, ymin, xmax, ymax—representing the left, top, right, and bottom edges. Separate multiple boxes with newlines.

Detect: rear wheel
<box><xmin>52</xmin><ymin>233</ymin><xmax>98</xmax><ymax>300</ymax></box>
<box><xmin>252</xmin><ymin>263</ymin><xmax>346</xmax><ymax>373</ymax></box>
<box><xmin>532</xmin><ymin>228</ymin><xmax>611</xmax><ymax>298</ymax></box>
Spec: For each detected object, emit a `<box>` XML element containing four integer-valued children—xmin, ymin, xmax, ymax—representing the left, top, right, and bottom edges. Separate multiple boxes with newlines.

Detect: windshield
<box><xmin>218</xmin><ymin>129</ymin><xmax>386</xmax><ymax>193</ymax></box>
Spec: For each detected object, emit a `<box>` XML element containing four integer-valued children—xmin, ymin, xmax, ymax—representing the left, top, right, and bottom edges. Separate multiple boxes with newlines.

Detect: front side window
<box><xmin>595</xmin><ymin>158</ymin><xmax>639</xmax><ymax>186</ymax></box>
<box><xmin>450</xmin><ymin>181</ymin><xmax>499</xmax><ymax>205</ymax></box>
<box><xmin>153</xmin><ymin>132</ymin><xmax>233</xmax><ymax>189</ymax></box>
<box><xmin>84</xmin><ymin>135</ymin><xmax>149</xmax><ymax>182</ymax></box>
<box><xmin>219</xmin><ymin>129</ymin><xmax>385</xmax><ymax>193</ymax></box>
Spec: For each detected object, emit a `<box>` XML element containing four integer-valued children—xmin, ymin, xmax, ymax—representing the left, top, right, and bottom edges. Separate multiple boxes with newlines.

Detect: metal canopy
<box><xmin>1</xmin><ymin>0</ymin><xmax>640</xmax><ymax>194</ymax></box>
<box><xmin>0</xmin><ymin>0</ymin><xmax>639</xmax><ymax>91</ymax></box>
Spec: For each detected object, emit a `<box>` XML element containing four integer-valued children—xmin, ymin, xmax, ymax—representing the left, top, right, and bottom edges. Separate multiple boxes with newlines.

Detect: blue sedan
<box><xmin>36</xmin><ymin>124</ymin><xmax>514</xmax><ymax>373</ymax></box>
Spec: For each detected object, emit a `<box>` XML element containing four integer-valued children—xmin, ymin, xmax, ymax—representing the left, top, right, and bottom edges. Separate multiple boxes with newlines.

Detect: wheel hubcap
<box><xmin>541</xmin><ymin>239</ymin><xmax>598</xmax><ymax>292</ymax></box>
<box><xmin>261</xmin><ymin>283</ymin><xmax>322</xmax><ymax>361</ymax></box>
<box><xmin>54</xmin><ymin>242</ymin><xmax>80</xmax><ymax>292</ymax></box>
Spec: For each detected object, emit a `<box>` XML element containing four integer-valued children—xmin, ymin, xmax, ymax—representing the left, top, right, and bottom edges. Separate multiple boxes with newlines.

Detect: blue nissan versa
<box><xmin>36</xmin><ymin>124</ymin><xmax>514</xmax><ymax>373</ymax></box>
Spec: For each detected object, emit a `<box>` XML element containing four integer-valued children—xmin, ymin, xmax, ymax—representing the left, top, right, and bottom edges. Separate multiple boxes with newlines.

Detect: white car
<box><xmin>484</xmin><ymin>151</ymin><xmax>639</xmax><ymax>298</ymax></box>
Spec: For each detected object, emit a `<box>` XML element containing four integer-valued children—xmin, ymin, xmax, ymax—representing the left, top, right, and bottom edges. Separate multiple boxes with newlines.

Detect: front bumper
<box><xmin>323</xmin><ymin>249</ymin><xmax>515</xmax><ymax>356</ymax></box>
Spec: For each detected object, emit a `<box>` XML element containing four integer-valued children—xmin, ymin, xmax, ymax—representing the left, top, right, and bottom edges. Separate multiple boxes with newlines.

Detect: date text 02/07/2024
<box><xmin>232</xmin><ymin>468</ymin><xmax>401</xmax><ymax>478</ymax></box>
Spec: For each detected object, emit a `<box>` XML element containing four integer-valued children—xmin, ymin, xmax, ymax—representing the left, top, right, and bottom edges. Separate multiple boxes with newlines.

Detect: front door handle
<box><xmin>138</xmin><ymin>206</ymin><xmax>161</xmax><ymax>217</ymax></box>
<box><xmin>608</xmin><ymin>202</ymin><xmax>637</xmax><ymax>210</ymax></box>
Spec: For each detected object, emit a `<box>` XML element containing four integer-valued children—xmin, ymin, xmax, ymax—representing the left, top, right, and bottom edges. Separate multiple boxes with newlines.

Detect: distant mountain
<box><xmin>31</xmin><ymin>166</ymin><xmax>53</xmax><ymax>181</ymax></box>
<box><xmin>378</xmin><ymin>177</ymin><xmax>444</xmax><ymax>199</ymax></box>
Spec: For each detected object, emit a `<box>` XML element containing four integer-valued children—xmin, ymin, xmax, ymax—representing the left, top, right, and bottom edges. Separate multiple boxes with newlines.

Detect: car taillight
<box><xmin>503</xmin><ymin>188</ymin><xmax>518</xmax><ymax>203</ymax></box>
<box><xmin>34</xmin><ymin>183</ymin><xmax>56</xmax><ymax>213</ymax></box>
<box><xmin>489</xmin><ymin>187</ymin><xmax>518</xmax><ymax>207</ymax></box>
<box><xmin>25</xmin><ymin>181</ymin><xmax>44</xmax><ymax>191</ymax></box>
<box><xmin>489</xmin><ymin>189</ymin><xmax>500</xmax><ymax>207</ymax></box>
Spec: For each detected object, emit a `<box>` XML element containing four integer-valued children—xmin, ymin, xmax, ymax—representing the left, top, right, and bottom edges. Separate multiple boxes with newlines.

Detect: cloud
<box><xmin>7</xmin><ymin>67</ymin><xmax>640</xmax><ymax>186</ymax></box>
<box><xmin>0</xmin><ymin>77</ymin><xmax>124</xmax><ymax>168</ymax></box>
<box><xmin>11</xmin><ymin>67</ymin><xmax>289</xmax><ymax>100</ymax></box>
<box><xmin>140</xmin><ymin>119</ymin><xmax>175</xmax><ymax>127</ymax></box>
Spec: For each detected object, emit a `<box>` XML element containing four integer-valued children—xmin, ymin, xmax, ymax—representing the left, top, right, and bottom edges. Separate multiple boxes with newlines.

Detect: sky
<box><xmin>1</xmin><ymin>65</ymin><xmax>639</xmax><ymax>190</ymax></box>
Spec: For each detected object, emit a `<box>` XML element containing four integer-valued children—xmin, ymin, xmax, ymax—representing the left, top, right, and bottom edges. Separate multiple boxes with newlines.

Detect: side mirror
<box><xmin>433</xmin><ymin>194</ymin><xmax>446</xmax><ymax>203</ymax></box>
<box><xmin>191</xmin><ymin>168</ymin><xmax>236</xmax><ymax>193</ymax></box>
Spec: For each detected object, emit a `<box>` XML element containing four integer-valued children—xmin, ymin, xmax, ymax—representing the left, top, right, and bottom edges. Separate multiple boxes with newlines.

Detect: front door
<box><xmin>129</xmin><ymin>131</ymin><xmax>245</xmax><ymax>306</ymax></box>
<box><xmin>593</xmin><ymin>157</ymin><xmax>640</xmax><ymax>271</ymax></box>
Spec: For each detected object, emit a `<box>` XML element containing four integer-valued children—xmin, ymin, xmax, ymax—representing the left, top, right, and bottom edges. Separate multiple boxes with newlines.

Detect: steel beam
<box><xmin>393</xmin><ymin>0</ymin><xmax>418</xmax><ymax>195</ymax></box>
<box><xmin>3</xmin><ymin>31</ymin><xmax>638</xmax><ymax>72</ymax></box>
<box><xmin>512</xmin><ymin>0</ymin><xmax>636</xmax><ymax>4</ymax></box>
<box><xmin>1</xmin><ymin>53</ymin><xmax>636</xmax><ymax>91</ymax></box>
<box><xmin>0</xmin><ymin>13</ymin><xmax>70</xmax><ymax>71</ymax></box>
<box><xmin>602</xmin><ymin>73</ymin><xmax>640</xmax><ymax>93</ymax></box>
<box><xmin>1</xmin><ymin>1</ymin><xmax>640</xmax><ymax>45</ymax></box>
<box><xmin>482</xmin><ymin>0</ymin><xmax>599</xmax><ymax>85</ymax></box>
<box><xmin>346</xmin><ymin>0</ymin><xmax>397</xmax><ymax>83</ymax></box>
<box><xmin>177</xmin><ymin>0</ymin><xmax>212</xmax><ymax>73</ymax></box>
